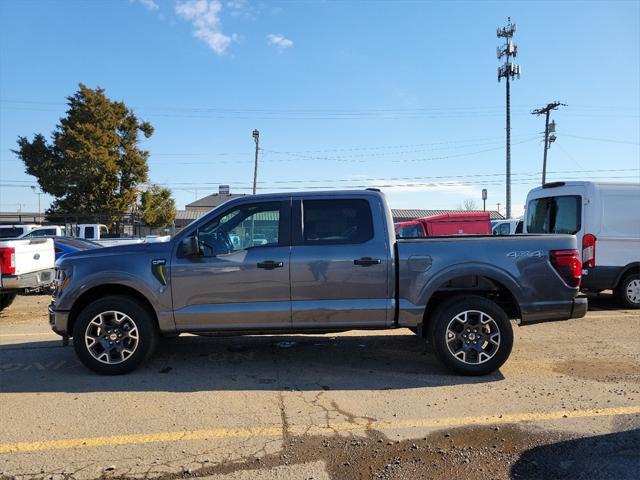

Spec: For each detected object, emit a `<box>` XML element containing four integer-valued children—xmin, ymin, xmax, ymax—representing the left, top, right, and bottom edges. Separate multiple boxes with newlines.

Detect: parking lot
<box><xmin>1</xmin><ymin>294</ymin><xmax>639</xmax><ymax>480</ymax></box>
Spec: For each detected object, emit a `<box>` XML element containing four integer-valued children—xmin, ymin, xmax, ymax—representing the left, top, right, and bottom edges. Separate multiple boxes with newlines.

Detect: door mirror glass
<box><xmin>181</xmin><ymin>235</ymin><xmax>201</xmax><ymax>256</ymax></box>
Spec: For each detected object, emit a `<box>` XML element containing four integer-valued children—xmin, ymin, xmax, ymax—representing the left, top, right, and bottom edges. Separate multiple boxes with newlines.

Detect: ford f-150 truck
<box><xmin>1</xmin><ymin>238</ymin><xmax>55</xmax><ymax>311</ymax></box>
<box><xmin>49</xmin><ymin>190</ymin><xmax>587</xmax><ymax>375</ymax></box>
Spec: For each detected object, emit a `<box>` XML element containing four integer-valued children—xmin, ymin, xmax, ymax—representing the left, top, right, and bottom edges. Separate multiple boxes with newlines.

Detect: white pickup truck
<box><xmin>74</xmin><ymin>224</ymin><xmax>169</xmax><ymax>247</ymax></box>
<box><xmin>0</xmin><ymin>238</ymin><xmax>55</xmax><ymax>311</ymax></box>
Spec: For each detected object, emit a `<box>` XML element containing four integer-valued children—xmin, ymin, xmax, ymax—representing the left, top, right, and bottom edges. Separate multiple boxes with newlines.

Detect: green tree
<box><xmin>139</xmin><ymin>185</ymin><xmax>177</xmax><ymax>228</ymax></box>
<box><xmin>13</xmin><ymin>83</ymin><xmax>153</xmax><ymax>217</ymax></box>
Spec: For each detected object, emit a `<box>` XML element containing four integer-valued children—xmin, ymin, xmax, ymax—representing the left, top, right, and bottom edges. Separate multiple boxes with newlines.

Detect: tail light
<box><xmin>582</xmin><ymin>234</ymin><xmax>596</xmax><ymax>268</ymax></box>
<box><xmin>0</xmin><ymin>247</ymin><xmax>16</xmax><ymax>275</ymax></box>
<box><xmin>550</xmin><ymin>249</ymin><xmax>582</xmax><ymax>288</ymax></box>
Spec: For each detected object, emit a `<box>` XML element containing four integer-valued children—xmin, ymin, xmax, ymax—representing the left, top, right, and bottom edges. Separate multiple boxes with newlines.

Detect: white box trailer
<box><xmin>524</xmin><ymin>181</ymin><xmax>640</xmax><ymax>308</ymax></box>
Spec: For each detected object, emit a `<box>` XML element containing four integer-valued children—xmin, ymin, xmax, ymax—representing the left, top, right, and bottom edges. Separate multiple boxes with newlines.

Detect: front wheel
<box><xmin>428</xmin><ymin>295</ymin><xmax>513</xmax><ymax>376</ymax></box>
<box><xmin>0</xmin><ymin>292</ymin><xmax>17</xmax><ymax>312</ymax></box>
<box><xmin>73</xmin><ymin>295</ymin><xmax>158</xmax><ymax>375</ymax></box>
<box><xmin>615</xmin><ymin>273</ymin><xmax>640</xmax><ymax>309</ymax></box>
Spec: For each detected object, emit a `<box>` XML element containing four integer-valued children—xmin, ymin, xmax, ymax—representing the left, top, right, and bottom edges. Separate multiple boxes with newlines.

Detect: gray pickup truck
<box><xmin>49</xmin><ymin>190</ymin><xmax>587</xmax><ymax>375</ymax></box>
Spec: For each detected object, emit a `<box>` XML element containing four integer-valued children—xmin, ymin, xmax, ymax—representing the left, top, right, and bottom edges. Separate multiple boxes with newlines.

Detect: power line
<box><xmin>561</xmin><ymin>134</ymin><xmax>640</xmax><ymax>145</ymax></box>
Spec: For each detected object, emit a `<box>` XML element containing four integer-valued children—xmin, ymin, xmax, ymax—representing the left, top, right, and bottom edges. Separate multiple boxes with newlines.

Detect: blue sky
<box><xmin>1</xmin><ymin>0</ymin><xmax>639</xmax><ymax>216</ymax></box>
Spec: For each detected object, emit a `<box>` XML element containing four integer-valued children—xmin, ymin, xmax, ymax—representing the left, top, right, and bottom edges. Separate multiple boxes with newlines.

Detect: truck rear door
<box><xmin>289</xmin><ymin>196</ymin><xmax>391</xmax><ymax>329</ymax></box>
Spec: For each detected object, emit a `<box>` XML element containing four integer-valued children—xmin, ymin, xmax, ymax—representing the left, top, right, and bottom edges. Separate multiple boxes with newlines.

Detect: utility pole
<box><xmin>497</xmin><ymin>17</ymin><xmax>521</xmax><ymax>219</ymax></box>
<box><xmin>531</xmin><ymin>101</ymin><xmax>566</xmax><ymax>185</ymax></box>
<box><xmin>496</xmin><ymin>202</ymin><xmax>501</xmax><ymax>216</ymax></box>
<box><xmin>482</xmin><ymin>189</ymin><xmax>488</xmax><ymax>212</ymax></box>
<box><xmin>252</xmin><ymin>129</ymin><xmax>260</xmax><ymax>195</ymax></box>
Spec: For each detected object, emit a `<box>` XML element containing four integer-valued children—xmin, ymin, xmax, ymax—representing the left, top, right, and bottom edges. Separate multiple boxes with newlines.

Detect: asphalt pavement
<box><xmin>0</xmin><ymin>294</ymin><xmax>638</xmax><ymax>479</ymax></box>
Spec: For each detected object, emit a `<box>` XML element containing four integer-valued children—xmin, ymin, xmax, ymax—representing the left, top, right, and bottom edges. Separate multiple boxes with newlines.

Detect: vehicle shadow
<box><xmin>0</xmin><ymin>332</ymin><xmax>504</xmax><ymax>393</ymax></box>
<box><xmin>511</xmin><ymin>428</ymin><xmax>640</xmax><ymax>479</ymax></box>
<box><xmin>582</xmin><ymin>291</ymin><xmax>622</xmax><ymax>311</ymax></box>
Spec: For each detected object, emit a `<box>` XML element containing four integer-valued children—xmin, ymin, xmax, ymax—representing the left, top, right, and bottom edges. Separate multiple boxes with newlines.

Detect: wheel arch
<box><xmin>614</xmin><ymin>262</ymin><xmax>640</xmax><ymax>287</ymax></box>
<box><xmin>419</xmin><ymin>266</ymin><xmax>523</xmax><ymax>331</ymax></box>
<box><xmin>68</xmin><ymin>284</ymin><xmax>159</xmax><ymax>337</ymax></box>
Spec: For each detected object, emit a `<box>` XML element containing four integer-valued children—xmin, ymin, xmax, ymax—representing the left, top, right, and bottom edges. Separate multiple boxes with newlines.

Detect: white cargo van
<box><xmin>525</xmin><ymin>181</ymin><xmax>640</xmax><ymax>308</ymax></box>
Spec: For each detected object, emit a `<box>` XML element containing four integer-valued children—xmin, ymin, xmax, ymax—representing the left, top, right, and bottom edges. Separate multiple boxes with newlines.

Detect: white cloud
<box><xmin>226</xmin><ymin>0</ymin><xmax>247</xmax><ymax>16</ymax></box>
<box><xmin>267</xmin><ymin>33</ymin><xmax>293</xmax><ymax>50</ymax></box>
<box><xmin>176</xmin><ymin>0</ymin><xmax>235</xmax><ymax>55</ymax></box>
<box><xmin>132</xmin><ymin>0</ymin><xmax>160</xmax><ymax>11</ymax></box>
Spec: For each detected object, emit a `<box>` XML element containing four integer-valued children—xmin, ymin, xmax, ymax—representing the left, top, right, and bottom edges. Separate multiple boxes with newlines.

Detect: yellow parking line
<box><xmin>1</xmin><ymin>405</ymin><xmax>638</xmax><ymax>454</ymax></box>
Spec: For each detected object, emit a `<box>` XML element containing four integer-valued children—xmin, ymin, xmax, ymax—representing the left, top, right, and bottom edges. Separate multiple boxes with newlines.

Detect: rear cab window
<box><xmin>301</xmin><ymin>199</ymin><xmax>374</xmax><ymax>245</ymax></box>
<box><xmin>396</xmin><ymin>224</ymin><xmax>424</xmax><ymax>239</ymax></box>
<box><xmin>0</xmin><ymin>227</ymin><xmax>24</xmax><ymax>238</ymax></box>
<box><xmin>526</xmin><ymin>195</ymin><xmax>581</xmax><ymax>234</ymax></box>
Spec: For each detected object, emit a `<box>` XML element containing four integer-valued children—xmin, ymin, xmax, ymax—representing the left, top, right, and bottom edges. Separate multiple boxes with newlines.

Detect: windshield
<box><xmin>526</xmin><ymin>195</ymin><xmax>581</xmax><ymax>234</ymax></box>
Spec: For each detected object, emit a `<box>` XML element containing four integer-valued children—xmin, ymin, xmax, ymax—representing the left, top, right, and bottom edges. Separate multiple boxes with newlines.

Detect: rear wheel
<box><xmin>615</xmin><ymin>273</ymin><xmax>640</xmax><ymax>309</ymax></box>
<box><xmin>428</xmin><ymin>295</ymin><xmax>513</xmax><ymax>376</ymax></box>
<box><xmin>0</xmin><ymin>293</ymin><xmax>17</xmax><ymax>312</ymax></box>
<box><xmin>73</xmin><ymin>295</ymin><xmax>158</xmax><ymax>375</ymax></box>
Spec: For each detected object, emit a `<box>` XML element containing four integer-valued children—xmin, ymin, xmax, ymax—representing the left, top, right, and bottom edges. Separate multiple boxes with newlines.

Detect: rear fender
<box><xmin>417</xmin><ymin>262</ymin><xmax>525</xmax><ymax>313</ymax></box>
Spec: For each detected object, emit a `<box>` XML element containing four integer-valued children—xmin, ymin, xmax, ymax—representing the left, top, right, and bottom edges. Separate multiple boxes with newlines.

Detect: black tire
<box><xmin>0</xmin><ymin>292</ymin><xmax>17</xmax><ymax>312</ymax></box>
<box><xmin>614</xmin><ymin>273</ymin><xmax>640</xmax><ymax>309</ymax></box>
<box><xmin>428</xmin><ymin>295</ymin><xmax>513</xmax><ymax>376</ymax></box>
<box><xmin>72</xmin><ymin>295</ymin><xmax>158</xmax><ymax>375</ymax></box>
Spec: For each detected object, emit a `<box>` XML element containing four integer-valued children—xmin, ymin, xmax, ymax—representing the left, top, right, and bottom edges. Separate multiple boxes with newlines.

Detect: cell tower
<box><xmin>497</xmin><ymin>17</ymin><xmax>521</xmax><ymax>219</ymax></box>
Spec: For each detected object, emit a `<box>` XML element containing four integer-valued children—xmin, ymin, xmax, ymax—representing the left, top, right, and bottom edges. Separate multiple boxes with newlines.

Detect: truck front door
<box><xmin>289</xmin><ymin>197</ymin><xmax>391</xmax><ymax>329</ymax></box>
<box><xmin>171</xmin><ymin>200</ymin><xmax>292</xmax><ymax>331</ymax></box>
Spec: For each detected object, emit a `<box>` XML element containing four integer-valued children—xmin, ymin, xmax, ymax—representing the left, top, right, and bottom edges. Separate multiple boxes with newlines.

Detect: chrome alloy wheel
<box><xmin>84</xmin><ymin>311</ymin><xmax>139</xmax><ymax>365</ymax></box>
<box><xmin>626</xmin><ymin>279</ymin><xmax>640</xmax><ymax>305</ymax></box>
<box><xmin>445</xmin><ymin>310</ymin><xmax>501</xmax><ymax>365</ymax></box>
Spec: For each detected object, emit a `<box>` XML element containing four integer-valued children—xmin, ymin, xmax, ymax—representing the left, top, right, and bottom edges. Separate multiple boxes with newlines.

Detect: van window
<box><xmin>527</xmin><ymin>195</ymin><xmax>581</xmax><ymax>234</ymax></box>
<box><xmin>302</xmin><ymin>199</ymin><xmax>373</xmax><ymax>245</ymax></box>
<box><xmin>84</xmin><ymin>226</ymin><xmax>95</xmax><ymax>239</ymax></box>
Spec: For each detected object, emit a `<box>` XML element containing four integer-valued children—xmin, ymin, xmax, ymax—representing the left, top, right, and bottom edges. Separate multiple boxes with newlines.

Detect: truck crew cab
<box><xmin>49</xmin><ymin>190</ymin><xmax>587</xmax><ymax>375</ymax></box>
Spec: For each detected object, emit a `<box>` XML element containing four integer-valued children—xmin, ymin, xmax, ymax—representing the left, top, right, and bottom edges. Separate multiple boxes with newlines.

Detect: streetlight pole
<box><xmin>252</xmin><ymin>129</ymin><xmax>260</xmax><ymax>195</ymax></box>
<box><xmin>31</xmin><ymin>186</ymin><xmax>43</xmax><ymax>223</ymax></box>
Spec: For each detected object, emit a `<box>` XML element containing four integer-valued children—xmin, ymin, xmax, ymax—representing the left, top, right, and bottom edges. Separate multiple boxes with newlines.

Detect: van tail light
<box><xmin>582</xmin><ymin>234</ymin><xmax>597</xmax><ymax>268</ymax></box>
<box><xmin>550</xmin><ymin>249</ymin><xmax>582</xmax><ymax>288</ymax></box>
<box><xmin>0</xmin><ymin>247</ymin><xmax>16</xmax><ymax>275</ymax></box>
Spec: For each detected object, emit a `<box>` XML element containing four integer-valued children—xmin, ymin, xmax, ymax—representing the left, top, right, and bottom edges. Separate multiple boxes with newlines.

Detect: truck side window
<box><xmin>302</xmin><ymin>199</ymin><xmax>373</xmax><ymax>245</ymax></box>
<box><xmin>497</xmin><ymin>223</ymin><xmax>510</xmax><ymax>235</ymax></box>
<box><xmin>198</xmin><ymin>202</ymin><xmax>281</xmax><ymax>256</ymax></box>
<box><xmin>85</xmin><ymin>226</ymin><xmax>95</xmax><ymax>239</ymax></box>
<box><xmin>515</xmin><ymin>221</ymin><xmax>523</xmax><ymax>234</ymax></box>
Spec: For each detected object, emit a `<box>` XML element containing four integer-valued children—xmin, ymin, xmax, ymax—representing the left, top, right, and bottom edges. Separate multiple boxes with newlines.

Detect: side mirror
<box><xmin>181</xmin><ymin>235</ymin><xmax>201</xmax><ymax>256</ymax></box>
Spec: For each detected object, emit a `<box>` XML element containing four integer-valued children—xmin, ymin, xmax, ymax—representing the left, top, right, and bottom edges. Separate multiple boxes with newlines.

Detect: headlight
<box><xmin>53</xmin><ymin>266</ymin><xmax>73</xmax><ymax>298</ymax></box>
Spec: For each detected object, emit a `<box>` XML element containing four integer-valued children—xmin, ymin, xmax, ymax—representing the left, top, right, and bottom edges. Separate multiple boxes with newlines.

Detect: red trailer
<box><xmin>395</xmin><ymin>212</ymin><xmax>492</xmax><ymax>238</ymax></box>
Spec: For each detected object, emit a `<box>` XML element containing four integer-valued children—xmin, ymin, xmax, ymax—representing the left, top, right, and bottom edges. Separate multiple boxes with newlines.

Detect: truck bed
<box><xmin>396</xmin><ymin>234</ymin><xmax>581</xmax><ymax>325</ymax></box>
